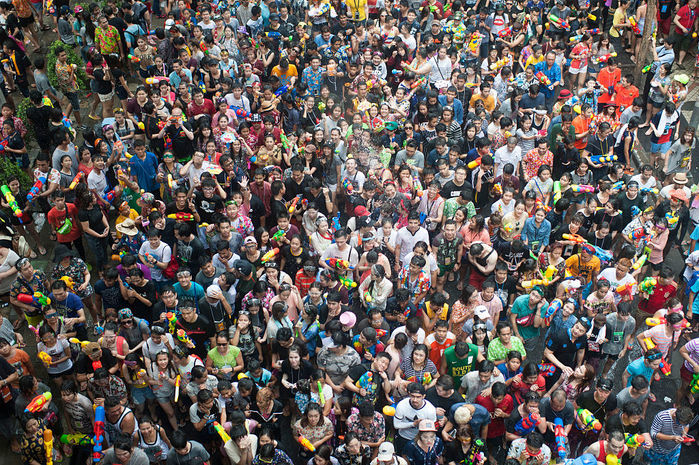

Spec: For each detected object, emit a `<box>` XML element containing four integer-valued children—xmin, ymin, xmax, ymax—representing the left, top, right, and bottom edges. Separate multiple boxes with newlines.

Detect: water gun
<box><xmin>59</xmin><ymin>276</ymin><xmax>75</xmax><ymax>290</ymax></box>
<box><xmin>615</xmin><ymin>282</ymin><xmax>634</xmax><ymax>296</ymax></box>
<box><xmin>535</xmin><ymin>71</ymin><xmax>552</xmax><ymax>87</ymax></box>
<box><xmin>548</xmin><ymin>14</ymin><xmax>570</xmax><ymax>29</ymax></box>
<box><xmin>318</xmin><ymin>381</ymin><xmax>325</xmax><ymax>406</ymax></box>
<box><xmin>464</xmin><ymin>439</ymin><xmax>486</xmax><ymax>465</ymax></box>
<box><xmin>413</xmin><ymin>176</ymin><xmax>424</xmax><ymax>197</ymax></box>
<box><xmin>407</xmin><ymin>372</ymin><xmax>433</xmax><ymax>385</ymax></box>
<box><xmin>594</xmin><ymin>52</ymin><xmax>617</xmax><ymax>63</ymax></box>
<box><xmin>577</xmin><ymin>408</ymin><xmax>602</xmax><ymax>432</ymax></box>
<box><xmin>28</xmin><ymin>325</ymin><xmax>39</xmax><ymax>339</ymax></box>
<box><xmin>639</xmin><ymin>277</ymin><xmax>657</xmax><ymax>294</ymax></box>
<box><xmin>690</xmin><ymin>373</ymin><xmax>699</xmax><ymax>393</ymax></box>
<box><xmin>569</xmin><ymin>34</ymin><xmax>583</xmax><ymax>43</ymax></box>
<box><xmin>176</xmin><ymin>329</ymin><xmax>195</xmax><ymax>347</ymax></box>
<box><xmin>498</xmin><ymin>27</ymin><xmax>513</xmax><ymax>37</ymax></box>
<box><xmin>26</xmin><ymin>176</ymin><xmax>46</xmax><ymax>203</ymax></box>
<box><xmin>642</xmin><ymin>64</ymin><xmax>653</xmax><ymax>73</ymax></box>
<box><xmin>44</xmin><ymin>429</ymin><xmax>53</xmax><ymax>465</ymax></box>
<box><xmin>110</xmin><ymin>250</ymin><xmax>127</xmax><ymax>263</ymax></box>
<box><xmin>280</xmin><ymin>130</ymin><xmax>290</xmax><ymax>150</ymax></box>
<box><xmin>261</xmin><ymin>247</ymin><xmax>280</xmax><ymax>263</ymax></box>
<box><xmin>271</xmin><ymin>230</ymin><xmax>286</xmax><ymax>242</ymax></box>
<box><xmin>102</xmin><ymin>190</ymin><xmax>116</xmax><ymax>204</ymax></box>
<box><xmin>288</xmin><ymin>195</ymin><xmax>302</xmax><ymax>214</ymax></box>
<box><xmin>554</xmin><ymin>418</ymin><xmax>567</xmax><ymax>460</ymax></box>
<box><xmin>570</xmin><ymin>184</ymin><xmax>595</xmax><ymax>193</ymax></box>
<box><xmin>514</xmin><ymin>413</ymin><xmax>540</xmax><ymax>435</ymax></box>
<box><xmin>264</xmin><ymin>31</ymin><xmax>282</xmax><ymax>39</ymax></box>
<box><xmin>625</xmin><ymin>433</ymin><xmax>645</xmax><ymax>447</ymax></box>
<box><xmin>522</xmin><ymin>279</ymin><xmax>547</xmax><ymax>288</ymax></box>
<box><xmin>93</xmin><ymin>405</ymin><xmax>105</xmax><ymax>463</ymax></box>
<box><xmin>646</xmin><ymin>317</ymin><xmax>667</xmax><ymax>327</ymax></box>
<box><xmin>25</xmin><ymin>392</ymin><xmax>52</xmax><ymax>412</ymax></box>
<box><xmin>38</xmin><ymin>351</ymin><xmax>52</xmax><ymax>366</ymax></box>
<box><xmin>665</xmin><ymin>212</ymin><xmax>679</xmax><ymax>226</ymax></box>
<box><xmin>145</xmin><ymin>77</ymin><xmax>169</xmax><ymax>85</ymax></box>
<box><xmin>410</xmin><ymin>77</ymin><xmax>427</xmax><ymax>89</ymax></box>
<box><xmin>562</xmin><ymin>233</ymin><xmax>586</xmax><ymax>244</ymax></box>
<box><xmin>659</xmin><ymin>358</ymin><xmax>671</xmax><ymax>376</ymax></box>
<box><xmin>213</xmin><ymin>421</ymin><xmax>231</xmax><ymax>443</ymax></box>
<box><xmin>127</xmin><ymin>54</ymin><xmax>140</xmax><ymax>63</ymax></box>
<box><xmin>60</xmin><ymin>434</ymin><xmax>94</xmax><ymax>446</ymax></box>
<box><xmin>467</xmin><ymin>157</ymin><xmax>482</xmax><ymax>170</ymax></box>
<box><xmin>68</xmin><ymin>338</ymin><xmax>91</xmax><ymax>350</ymax></box>
<box><xmin>274</xmin><ymin>84</ymin><xmax>289</xmax><ymax>96</ymax></box>
<box><xmin>468</xmin><ymin>32</ymin><xmax>483</xmax><ymax>53</ymax></box>
<box><xmin>590</xmin><ymin>155</ymin><xmax>617</xmax><ymax>164</ymax></box>
<box><xmin>69</xmin><ymin>171</ymin><xmax>85</xmax><ymax>190</ymax></box>
<box><xmin>606</xmin><ymin>454</ymin><xmax>620</xmax><ymax>465</ymax></box>
<box><xmin>1</xmin><ymin>185</ymin><xmax>22</xmax><ymax>219</ymax></box>
<box><xmin>230</xmin><ymin>106</ymin><xmax>251</xmax><ymax>119</ymax></box>
<box><xmin>585</xmin><ymin>28</ymin><xmax>600</xmax><ymax>35</ymax></box>
<box><xmin>326</xmin><ymin>258</ymin><xmax>354</xmax><ymax>270</ymax></box>
<box><xmin>17</xmin><ymin>292</ymin><xmax>51</xmax><ymax>307</ymax></box>
<box><xmin>591</xmin><ymin>245</ymin><xmax>613</xmax><ymax>263</ymax></box>
<box><xmin>489</xmin><ymin>57</ymin><xmax>508</xmax><ymax>71</ymax></box>
<box><xmin>331</xmin><ymin>212</ymin><xmax>342</xmax><ymax>232</ymax></box>
<box><xmin>341</xmin><ymin>177</ymin><xmax>354</xmax><ymax>194</ymax></box>
<box><xmin>166</xmin><ymin>312</ymin><xmax>177</xmax><ymax>333</ymax></box>
<box><xmin>166</xmin><ymin>212</ymin><xmax>195</xmax><ymax>221</ymax></box>
<box><xmin>544</xmin><ymin>299</ymin><xmax>562</xmax><ymax>321</ymax></box>
<box><xmin>298</xmin><ymin>435</ymin><xmax>316</xmax><ymax>452</ymax></box>
<box><xmin>631</xmin><ymin>253</ymin><xmax>648</xmax><ymax>270</ymax></box>
<box><xmin>629</xmin><ymin>16</ymin><xmax>641</xmax><ymax>34</ymax></box>
<box><xmin>356</xmin><ymin>371</ymin><xmax>373</xmax><ymax>391</ymax></box>
<box><xmin>174</xmin><ymin>375</ymin><xmax>181</xmax><ymax>402</ymax></box>
<box><xmin>538</xmin><ymin>363</ymin><xmax>557</xmax><ymax>377</ymax></box>
<box><xmin>640</xmin><ymin>187</ymin><xmax>659</xmax><ymax>195</ymax></box>
<box><xmin>339</xmin><ymin>275</ymin><xmax>357</xmax><ymax>289</ymax></box>
<box><xmin>642</xmin><ymin>337</ymin><xmax>656</xmax><ymax>350</ymax></box>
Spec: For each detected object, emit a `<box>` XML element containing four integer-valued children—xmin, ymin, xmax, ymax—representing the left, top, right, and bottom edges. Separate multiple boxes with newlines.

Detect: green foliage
<box><xmin>15</xmin><ymin>97</ymin><xmax>35</xmax><ymax>142</ymax></box>
<box><xmin>46</xmin><ymin>41</ymin><xmax>89</xmax><ymax>91</ymax></box>
<box><xmin>0</xmin><ymin>156</ymin><xmax>31</xmax><ymax>190</ymax></box>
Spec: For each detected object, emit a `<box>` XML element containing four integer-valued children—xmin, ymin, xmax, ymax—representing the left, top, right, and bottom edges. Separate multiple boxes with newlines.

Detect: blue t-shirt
<box><xmin>48</xmin><ymin>291</ymin><xmax>85</xmax><ymax>327</ymax></box>
<box><xmin>129</xmin><ymin>152</ymin><xmax>159</xmax><ymax>193</ymax></box>
<box><xmin>448</xmin><ymin>403</ymin><xmax>491</xmax><ymax>436</ymax></box>
<box><xmin>173</xmin><ymin>282</ymin><xmax>205</xmax><ymax>307</ymax></box>
<box><xmin>625</xmin><ymin>357</ymin><xmax>655</xmax><ymax>387</ymax></box>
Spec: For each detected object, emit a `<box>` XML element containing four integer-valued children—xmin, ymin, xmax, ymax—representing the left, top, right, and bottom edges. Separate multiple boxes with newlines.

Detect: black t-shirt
<box><xmin>483</xmin><ymin>275</ymin><xmax>517</xmax><ymax>310</ymax></box>
<box><xmin>79</xmin><ymin>206</ymin><xmax>106</xmax><ymax>234</ymax></box>
<box><xmin>616</xmin><ymin>193</ymin><xmax>644</xmax><ymax>226</ymax></box>
<box><xmin>128</xmin><ymin>279</ymin><xmax>157</xmax><ymax>321</ymax></box>
<box><xmin>347</xmin><ymin>364</ymin><xmax>383</xmax><ymax>406</ymax></box>
<box><xmin>576</xmin><ymin>389</ymin><xmax>618</xmax><ymax>428</ymax></box>
<box><xmin>426</xmin><ymin>386</ymin><xmax>465</xmax><ymax>414</ymax></box>
<box><xmin>193</xmin><ymin>191</ymin><xmax>224</xmax><ymax>224</ymax></box>
<box><xmin>605</xmin><ymin>412</ymin><xmax>648</xmax><ymax>436</ymax></box>
<box><xmin>284</xmin><ymin>176</ymin><xmax>310</xmax><ymax>201</ymax></box>
<box><xmin>26</xmin><ymin>106</ymin><xmax>51</xmax><ymax>141</ymax></box>
<box><xmin>151</xmin><ymin>300</ymin><xmax>178</xmax><ymax>326</ymax></box>
<box><xmin>176</xmin><ymin>236</ymin><xmax>206</xmax><ymax>271</ymax></box>
<box><xmin>93</xmin><ymin>69</ymin><xmax>113</xmax><ymax>94</ymax></box>
<box><xmin>545</xmin><ymin>330</ymin><xmax>587</xmax><ymax>371</ymax></box>
<box><xmin>198</xmin><ymin>296</ymin><xmax>229</xmax><ymax>332</ymax></box>
<box><xmin>440</xmin><ymin>180</ymin><xmax>471</xmax><ymax>200</ymax></box>
<box><xmin>247</xmin><ymin>193</ymin><xmax>265</xmax><ymax>228</ymax></box>
<box><xmin>592</xmin><ymin>210</ymin><xmax>624</xmax><ymax>234</ymax></box>
<box><xmin>280</xmin><ymin>245</ymin><xmax>310</xmax><ymax>279</ymax></box>
<box><xmin>176</xmin><ymin>314</ymin><xmax>215</xmax><ymax>359</ymax></box>
<box><xmin>165</xmin><ymin>122</ymin><xmax>195</xmax><ymax>162</ymax></box>
<box><xmin>278</xmin><ymin>358</ymin><xmax>314</xmax><ymax>399</ymax></box>
<box><xmin>269</xmin><ymin>198</ymin><xmax>287</xmax><ymax>228</ymax></box>
<box><xmin>94</xmin><ymin>279</ymin><xmax>127</xmax><ymax>311</ymax></box>
<box><xmin>75</xmin><ymin>350</ymin><xmax>117</xmax><ymax>375</ymax></box>
<box><xmin>165</xmin><ymin>201</ymin><xmax>190</xmax><ymax>215</ymax></box>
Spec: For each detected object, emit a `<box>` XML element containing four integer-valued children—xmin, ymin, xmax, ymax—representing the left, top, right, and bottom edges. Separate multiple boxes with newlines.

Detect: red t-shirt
<box><xmin>186</xmin><ymin>99</ymin><xmax>215</xmax><ymax>118</ymax></box>
<box><xmin>674</xmin><ymin>5</ymin><xmax>698</xmax><ymax>34</ymax></box>
<box><xmin>597</xmin><ymin>67</ymin><xmax>621</xmax><ymax>104</ymax></box>
<box><xmin>639</xmin><ymin>281</ymin><xmax>677</xmax><ymax>313</ymax></box>
<box><xmin>47</xmin><ymin>203</ymin><xmax>82</xmax><ymax>242</ymax></box>
<box><xmin>475</xmin><ymin>393</ymin><xmax>514</xmax><ymax>438</ymax></box>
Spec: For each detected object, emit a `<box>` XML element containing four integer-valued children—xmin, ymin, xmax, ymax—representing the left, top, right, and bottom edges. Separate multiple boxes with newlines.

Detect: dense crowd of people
<box><xmin>0</xmin><ymin>0</ymin><xmax>699</xmax><ymax>464</ymax></box>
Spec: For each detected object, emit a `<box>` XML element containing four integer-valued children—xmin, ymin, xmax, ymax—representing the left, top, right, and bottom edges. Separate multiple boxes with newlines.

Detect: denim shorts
<box><xmin>131</xmin><ymin>386</ymin><xmax>155</xmax><ymax>404</ymax></box>
<box><xmin>650</xmin><ymin>141</ymin><xmax>672</xmax><ymax>153</ymax></box>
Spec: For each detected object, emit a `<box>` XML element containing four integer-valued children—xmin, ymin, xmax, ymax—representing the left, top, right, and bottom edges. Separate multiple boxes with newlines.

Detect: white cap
<box><xmin>377</xmin><ymin>443</ymin><xmax>395</xmax><ymax>461</ymax></box>
<box><xmin>474</xmin><ymin>305</ymin><xmax>490</xmax><ymax>320</ymax></box>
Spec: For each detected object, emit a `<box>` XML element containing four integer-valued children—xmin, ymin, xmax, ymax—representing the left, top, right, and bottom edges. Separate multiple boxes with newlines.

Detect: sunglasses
<box><xmin>121</xmin><ymin>319</ymin><xmax>134</xmax><ymax>325</ymax></box>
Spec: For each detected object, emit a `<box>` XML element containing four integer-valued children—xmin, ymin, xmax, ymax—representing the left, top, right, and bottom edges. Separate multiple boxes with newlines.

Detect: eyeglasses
<box><xmin>121</xmin><ymin>319</ymin><xmax>134</xmax><ymax>325</ymax></box>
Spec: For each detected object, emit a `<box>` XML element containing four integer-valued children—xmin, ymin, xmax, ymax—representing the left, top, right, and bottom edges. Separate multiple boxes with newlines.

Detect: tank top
<box><xmin>105</xmin><ymin>407</ymin><xmax>138</xmax><ymax>445</ymax></box>
<box><xmin>136</xmin><ymin>426</ymin><xmax>169</xmax><ymax>463</ymax></box>
<box><xmin>598</xmin><ymin>440</ymin><xmax>623</xmax><ymax>464</ymax></box>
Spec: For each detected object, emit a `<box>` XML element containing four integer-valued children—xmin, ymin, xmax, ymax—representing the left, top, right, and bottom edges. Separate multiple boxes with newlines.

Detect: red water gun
<box><xmin>659</xmin><ymin>358</ymin><xmax>671</xmax><ymax>376</ymax></box>
<box><xmin>326</xmin><ymin>258</ymin><xmax>355</xmax><ymax>270</ymax></box>
<box><xmin>288</xmin><ymin>195</ymin><xmax>302</xmax><ymax>214</ymax></box>
<box><xmin>166</xmin><ymin>212</ymin><xmax>195</xmax><ymax>221</ymax></box>
<box><xmin>69</xmin><ymin>171</ymin><xmax>85</xmax><ymax>190</ymax></box>
<box><xmin>535</xmin><ymin>71</ymin><xmax>552</xmax><ymax>87</ymax></box>
<box><xmin>548</xmin><ymin>14</ymin><xmax>570</xmax><ymax>29</ymax></box>
<box><xmin>230</xmin><ymin>106</ymin><xmax>251</xmax><ymax>119</ymax></box>
<box><xmin>498</xmin><ymin>27</ymin><xmax>512</xmax><ymax>37</ymax></box>
<box><xmin>93</xmin><ymin>405</ymin><xmax>106</xmax><ymax>462</ymax></box>
<box><xmin>102</xmin><ymin>190</ymin><xmax>116</xmax><ymax>204</ymax></box>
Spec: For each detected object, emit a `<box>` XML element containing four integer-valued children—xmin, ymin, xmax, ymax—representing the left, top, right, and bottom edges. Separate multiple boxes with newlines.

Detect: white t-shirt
<box><xmin>0</xmin><ymin>249</ymin><xmax>19</xmax><ymax>294</ymax></box>
<box><xmin>493</xmin><ymin>145</ymin><xmax>523</xmax><ymax>177</ymax></box>
<box><xmin>395</xmin><ymin>226</ymin><xmax>430</xmax><ymax>266</ymax></box>
<box><xmin>598</xmin><ymin>267</ymin><xmax>636</xmax><ymax>304</ymax></box>
<box><xmin>87</xmin><ymin>169</ymin><xmax>108</xmax><ymax>195</ymax></box>
<box><xmin>138</xmin><ymin>241</ymin><xmax>172</xmax><ymax>282</ymax></box>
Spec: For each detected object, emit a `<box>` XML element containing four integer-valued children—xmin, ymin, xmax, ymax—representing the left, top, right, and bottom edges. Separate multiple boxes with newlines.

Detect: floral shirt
<box><xmin>301</xmin><ymin>66</ymin><xmax>325</xmax><ymax>95</ymax></box>
<box><xmin>230</xmin><ymin>215</ymin><xmax>254</xmax><ymax>236</ymax></box>
<box><xmin>523</xmin><ymin>148</ymin><xmax>553</xmax><ymax>180</ymax></box>
<box><xmin>10</xmin><ymin>271</ymin><xmax>49</xmax><ymax>316</ymax></box>
<box><xmin>51</xmin><ymin>258</ymin><xmax>94</xmax><ymax>298</ymax></box>
<box><xmin>252</xmin><ymin>449</ymin><xmax>293</xmax><ymax>465</ymax></box>
<box><xmin>55</xmin><ymin>61</ymin><xmax>78</xmax><ymax>93</ymax></box>
<box><xmin>88</xmin><ymin>374</ymin><xmax>127</xmax><ymax>401</ymax></box>
<box><xmin>20</xmin><ymin>419</ymin><xmax>49</xmax><ymax>465</ymax></box>
<box><xmin>95</xmin><ymin>25</ymin><xmax>121</xmax><ymax>54</ymax></box>
<box><xmin>443</xmin><ymin>199</ymin><xmax>476</xmax><ymax>221</ymax></box>
<box><xmin>347</xmin><ymin>411</ymin><xmax>386</xmax><ymax>444</ymax></box>
<box><xmin>398</xmin><ymin>265</ymin><xmax>431</xmax><ymax>304</ymax></box>
<box><xmin>293</xmin><ymin>417</ymin><xmax>334</xmax><ymax>445</ymax></box>
<box><xmin>333</xmin><ymin>443</ymin><xmax>372</xmax><ymax>465</ymax></box>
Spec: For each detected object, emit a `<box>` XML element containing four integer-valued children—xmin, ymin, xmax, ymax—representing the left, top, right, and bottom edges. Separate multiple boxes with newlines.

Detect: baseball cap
<box><xmin>206</xmin><ymin>284</ymin><xmax>222</xmax><ymax>298</ymax></box>
<box><xmin>474</xmin><ymin>305</ymin><xmax>490</xmax><ymax>320</ymax></box>
<box><xmin>354</xmin><ymin>206</ymin><xmax>370</xmax><ymax>217</ymax></box>
<box><xmin>340</xmin><ymin>311</ymin><xmax>356</xmax><ymax>328</ymax></box>
<box><xmin>418</xmin><ymin>419</ymin><xmax>437</xmax><ymax>432</ymax></box>
<box><xmin>377</xmin><ymin>443</ymin><xmax>395</xmax><ymax>461</ymax></box>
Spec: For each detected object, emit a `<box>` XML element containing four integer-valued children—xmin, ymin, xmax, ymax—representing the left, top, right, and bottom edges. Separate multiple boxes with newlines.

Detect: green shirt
<box><xmin>510</xmin><ymin>294</ymin><xmax>546</xmax><ymax>340</ymax></box>
<box><xmin>207</xmin><ymin>345</ymin><xmax>241</xmax><ymax>369</ymax></box>
<box><xmin>443</xmin><ymin>343</ymin><xmax>479</xmax><ymax>387</ymax></box>
<box><xmin>547</xmin><ymin>123</ymin><xmax>576</xmax><ymax>151</ymax></box>
<box><xmin>443</xmin><ymin>199</ymin><xmax>476</xmax><ymax>221</ymax></box>
<box><xmin>487</xmin><ymin>336</ymin><xmax>527</xmax><ymax>362</ymax></box>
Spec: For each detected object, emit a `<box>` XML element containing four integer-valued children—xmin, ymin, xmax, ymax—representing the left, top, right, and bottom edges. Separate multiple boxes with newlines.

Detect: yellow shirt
<box><xmin>115</xmin><ymin>209</ymin><xmax>140</xmax><ymax>239</ymax></box>
<box><xmin>347</xmin><ymin>0</ymin><xmax>367</xmax><ymax>21</ymax></box>
<box><xmin>271</xmin><ymin>64</ymin><xmax>298</xmax><ymax>86</ymax></box>
<box><xmin>525</xmin><ymin>54</ymin><xmax>544</xmax><ymax>70</ymax></box>
<box><xmin>610</xmin><ymin>9</ymin><xmax>626</xmax><ymax>37</ymax></box>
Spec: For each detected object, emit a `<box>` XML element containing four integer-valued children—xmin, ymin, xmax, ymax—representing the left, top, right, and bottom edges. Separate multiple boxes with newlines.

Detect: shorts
<box><xmin>680</xmin><ymin>364</ymin><xmax>695</xmax><ymax>383</ymax></box>
<box><xmin>671</xmin><ymin>31</ymin><xmax>694</xmax><ymax>51</ymax></box>
<box><xmin>25</xmin><ymin>312</ymin><xmax>43</xmax><ymax>327</ymax></box>
<box><xmin>569</xmin><ymin>66</ymin><xmax>588</xmax><ymax>75</ymax></box>
<box><xmin>650</xmin><ymin>141</ymin><xmax>672</xmax><ymax>154</ymax></box>
<box><xmin>98</xmin><ymin>90</ymin><xmax>114</xmax><ymax>102</ymax></box>
<box><xmin>131</xmin><ymin>386</ymin><xmax>155</xmax><ymax>404</ymax></box>
<box><xmin>18</xmin><ymin>15</ymin><xmax>34</xmax><ymax>27</ymax></box>
<box><xmin>658</xmin><ymin>15</ymin><xmax>673</xmax><ymax>35</ymax></box>
<box><xmin>650</xmin><ymin>98</ymin><xmax>665</xmax><ymax>109</ymax></box>
<box><xmin>48</xmin><ymin>365</ymin><xmax>74</xmax><ymax>379</ymax></box>
<box><xmin>65</xmin><ymin>91</ymin><xmax>79</xmax><ymax>110</ymax></box>
<box><xmin>438</xmin><ymin>263</ymin><xmax>455</xmax><ymax>277</ymax></box>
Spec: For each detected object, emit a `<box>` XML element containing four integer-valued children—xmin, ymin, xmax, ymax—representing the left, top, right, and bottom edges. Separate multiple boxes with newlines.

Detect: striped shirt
<box><xmin>650</xmin><ymin>409</ymin><xmax>685</xmax><ymax>454</ymax></box>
